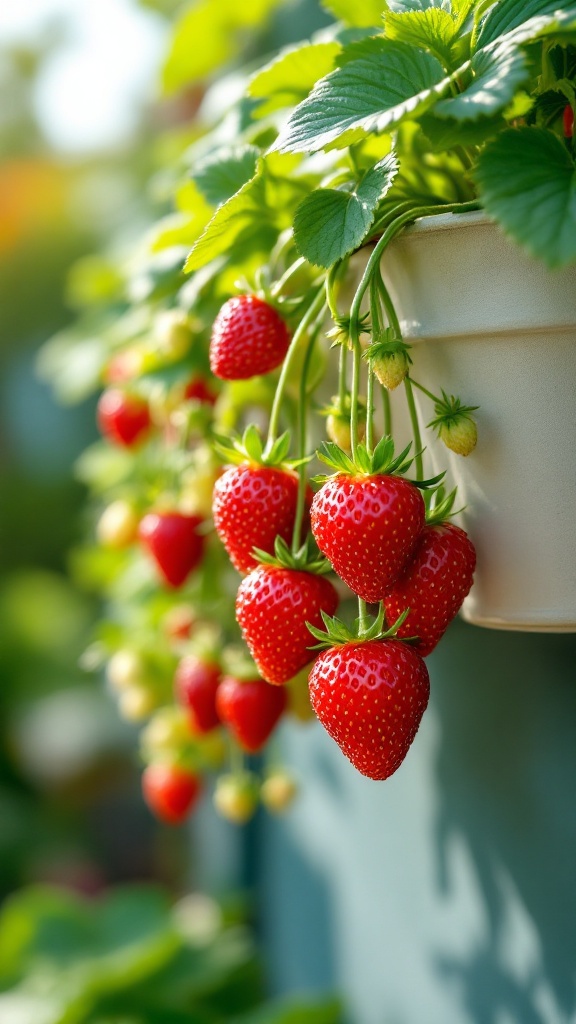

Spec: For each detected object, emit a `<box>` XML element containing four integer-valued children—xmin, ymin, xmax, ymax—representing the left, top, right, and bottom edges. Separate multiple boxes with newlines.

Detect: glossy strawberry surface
<box><xmin>213</xmin><ymin>464</ymin><xmax>304</xmax><ymax>573</ymax></box>
<box><xmin>97</xmin><ymin>388</ymin><xmax>151</xmax><ymax>447</ymax></box>
<box><xmin>385</xmin><ymin>522</ymin><xmax>476</xmax><ymax>656</ymax></box>
<box><xmin>310</xmin><ymin>474</ymin><xmax>425</xmax><ymax>602</ymax></box>
<box><xmin>216</xmin><ymin>675</ymin><xmax>287</xmax><ymax>753</ymax></box>
<box><xmin>142</xmin><ymin>763</ymin><xmax>202</xmax><ymax>824</ymax></box>
<box><xmin>139</xmin><ymin>511</ymin><xmax>204</xmax><ymax>588</ymax></box>
<box><xmin>236</xmin><ymin>566</ymin><xmax>339</xmax><ymax>684</ymax></box>
<box><xmin>174</xmin><ymin>654</ymin><xmax>222</xmax><ymax>733</ymax></box>
<box><xmin>309</xmin><ymin>639</ymin><xmax>429</xmax><ymax>780</ymax></box>
<box><xmin>209</xmin><ymin>295</ymin><xmax>290</xmax><ymax>380</ymax></box>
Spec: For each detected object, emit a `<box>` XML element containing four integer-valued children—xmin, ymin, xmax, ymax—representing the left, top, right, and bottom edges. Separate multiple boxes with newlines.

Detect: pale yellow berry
<box><xmin>118</xmin><ymin>685</ymin><xmax>157</xmax><ymax>722</ymax></box>
<box><xmin>261</xmin><ymin>772</ymin><xmax>298</xmax><ymax>813</ymax></box>
<box><xmin>96</xmin><ymin>499</ymin><xmax>139</xmax><ymax>549</ymax></box>
<box><xmin>372</xmin><ymin>350</ymin><xmax>409</xmax><ymax>390</ymax></box>
<box><xmin>439</xmin><ymin>416</ymin><xmax>478</xmax><ymax>456</ymax></box>
<box><xmin>154</xmin><ymin>309</ymin><xmax>193</xmax><ymax>361</ymax></box>
<box><xmin>213</xmin><ymin>774</ymin><xmax>259</xmax><ymax>824</ymax></box>
<box><xmin>326</xmin><ymin>413</ymin><xmax>365</xmax><ymax>453</ymax></box>
<box><xmin>107</xmin><ymin>649</ymin><xmax>144</xmax><ymax>692</ymax></box>
<box><xmin>141</xmin><ymin>707</ymin><xmax>191</xmax><ymax>757</ymax></box>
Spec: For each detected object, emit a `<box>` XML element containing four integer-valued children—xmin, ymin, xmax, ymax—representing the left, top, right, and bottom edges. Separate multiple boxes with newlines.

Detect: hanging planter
<box><xmin>381</xmin><ymin>210</ymin><xmax>576</xmax><ymax>631</ymax></box>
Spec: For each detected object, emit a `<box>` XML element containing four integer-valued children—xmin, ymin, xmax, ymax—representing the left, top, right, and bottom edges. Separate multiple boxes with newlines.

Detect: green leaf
<box><xmin>386</xmin><ymin>0</ymin><xmax>453</xmax><ymax>11</ymax></box>
<box><xmin>383</xmin><ymin>7</ymin><xmax>460</xmax><ymax>68</ymax></box>
<box><xmin>474</xmin><ymin>127</ymin><xmax>576</xmax><ymax>267</ymax></box>
<box><xmin>434</xmin><ymin>38</ymin><xmax>528</xmax><ymax>119</ymax></box>
<box><xmin>293</xmin><ymin>153</ymin><xmax>398</xmax><ymax>267</ymax></box>
<box><xmin>321</xmin><ymin>0</ymin><xmax>385</xmax><ymax>27</ymax></box>
<box><xmin>248</xmin><ymin>42</ymin><xmax>341</xmax><ymax>117</ymax></box>
<box><xmin>192</xmin><ymin>146</ymin><xmax>260</xmax><ymax>207</ymax></box>
<box><xmin>420</xmin><ymin>110</ymin><xmax>504</xmax><ymax>148</ymax></box>
<box><xmin>476</xmin><ymin>0</ymin><xmax>576</xmax><ymax>49</ymax></box>
<box><xmin>274</xmin><ymin>38</ymin><xmax>450</xmax><ymax>153</ymax></box>
<box><xmin>162</xmin><ymin>0</ymin><xmax>283</xmax><ymax>93</ymax></box>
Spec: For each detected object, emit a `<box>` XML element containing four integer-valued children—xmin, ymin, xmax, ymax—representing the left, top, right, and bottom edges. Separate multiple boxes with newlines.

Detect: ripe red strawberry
<box><xmin>216</xmin><ymin>675</ymin><xmax>287</xmax><ymax>753</ymax></box>
<box><xmin>210</xmin><ymin>295</ymin><xmax>290</xmax><ymax>380</ymax></box>
<box><xmin>309</xmin><ymin>639</ymin><xmax>429</xmax><ymax>780</ymax></box>
<box><xmin>97</xmin><ymin>388</ymin><xmax>151</xmax><ymax>447</ymax></box>
<box><xmin>213</xmin><ymin>464</ymin><xmax>307</xmax><ymax>573</ymax></box>
<box><xmin>139</xmin><ymin>511</ymin><xmax>204</xmax><ymax>588</ymax></box>
<box><xmin>142</xmin><ymin>763</ymin><xmax>202</xmax><ymax>824</ymax></box>
<box><xmin>384</xmin><ymin>522</ymin><xmax>476</xmax><ymax>656</ymax></box>
<box><xmin>311</xmin><ymin>474</ymin><xmax>425</xmax><ymax>602</ymax></box>
<box><xmin>564</xmin><ymin>103</ymin><xmax>574</xmax><ymax>139</ymax></box>
<box><xmin>174</xmin><ymin>654</ymin><xmax>221</xmax><ymax>733</ymax></box>
<box><xmin>236</xmin><ymin>566</ymin><xmax>338</xmax><ymax>684</ymax></box>
<box><xmin>184</xmin><ymin>375</ymin><xmax>218</xmax><ymax>405</ymax></box>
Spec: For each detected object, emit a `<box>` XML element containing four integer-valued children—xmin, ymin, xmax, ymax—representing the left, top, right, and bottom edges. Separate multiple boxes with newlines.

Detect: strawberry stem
<box><xmin>265</xmin><ymin>285</ymin><xmax>326</xmax><ymax>451</ymax></box>
<box><xmin>403</xmin><ymin>377</ymin><xmax>424</xmax><ymax>482</ymax></box>
<box><xmin>271</xmin><ymin>255</ymin><xmax>307</xmax><ymax>297</ymax></box>
<box><xmin>408</xmin><ymin>376</ymin><xmax>441</xmax><ymax>404</ymax></box>
<box><xmin>338</xmin><ymin>344</ymin><xmax>348</xmax><ymax>409</ymax></box>
<box><xmin>381</xmin><ymin>385</ymin><xmax>392</xmax><ymax>437</ymax></box>
<box><xmin>358</xmin><ymin>597</ymin><xmax>369</xmax><ymax>632</ymax></box>
<box><xmin>291</xmin><ymin>323</ymin><xmax>319</xmax><ymax>554</ymax></box>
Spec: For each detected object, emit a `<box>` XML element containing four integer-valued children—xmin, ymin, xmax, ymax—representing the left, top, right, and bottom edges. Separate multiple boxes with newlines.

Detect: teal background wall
<box><xmin>257</xmin><ymin>621</ymin><xmax>576</xmax><ymax>1024</ymax></box>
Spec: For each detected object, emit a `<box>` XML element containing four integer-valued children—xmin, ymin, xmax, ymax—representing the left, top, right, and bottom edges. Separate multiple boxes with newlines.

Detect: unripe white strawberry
<box><xmin>261</xmin><ymin>772</ymin><xmax>297</xmax><ymax>813</ymax></box>
<box><xmin>154</xmin><ymin>309</ymin><xmax>193</xmax><ymax>361</ymax></box>
<box><xmin>97</xmin><ymin>499</ymin><xmax>139</xmax><ymax>548</ymax></box>
<box><xmin>439</xmin><ymin>415</ymin><xmax>478</xmax><ymax>456</ymax></box>
<box><xmin>372</xmin><ymin>349</ymin><xmax>410</xmax><ymax>390</ymax></box>
<box><xmin>141</xmin><ymin>707</ymin><xmax>191</xmax><ymax>759</ymax></box>
<box><xmin>107</xmin><ymin>649</ymin><xmax>144</xmax><ymax>692</ymax></box>
<box><xmin>213</xmin><ymin>773</ymin><xmax>259</xmax><ymax>824</ymax></box>
<box><xmin>118</xmin><ymin>684</ymin><xmax>157</xmax><ymax>722</ymax></box>
<box><xmin>326</xmin><ymin>413</ymin><xmax>366</xmax><ymax>453</ymax></box>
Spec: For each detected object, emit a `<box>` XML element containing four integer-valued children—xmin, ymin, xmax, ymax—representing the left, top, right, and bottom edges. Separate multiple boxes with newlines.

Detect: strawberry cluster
<box><xmin>80</xmin><ymin>234</ymin><xmax>478</xmax><ymax>824</ymax></box>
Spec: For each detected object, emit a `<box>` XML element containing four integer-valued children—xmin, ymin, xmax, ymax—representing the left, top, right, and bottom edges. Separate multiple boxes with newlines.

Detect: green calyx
<box><xmin>427</xmin><ymin>390</ymin><xmax>479</xmax><ymax>434</ymax></box>
<box><xmin>213</xmin><ymin>423</ymin><xmax>308</xmax><ymax>470</ymax></box>
<box><xmin>326</xmin><ymin>312</ymin><xmax>371</xmax><ymax>350</ymax></box>
<box><xmin>252</xmin><ymin>535</ymin><xmax>332</xmax><ymax>575</ymax></box>
<box><xmin>425</xmin><ymin>486</ymin><xmax>464</xmax><ymax>526</ymax></box>
<box><xmin>306</xmin><ymin>605</ymin><xmax>415</xmax><ymax>650</ymax></box>
<box><xmin>364</xmin><ymin>330</ymin><xmax>412</xmax><ymax>390</ymax></box>
<box><xmin>313</xmin><ymin>435</ymin><xmax>444</xmax><ymax>489</ymax></box>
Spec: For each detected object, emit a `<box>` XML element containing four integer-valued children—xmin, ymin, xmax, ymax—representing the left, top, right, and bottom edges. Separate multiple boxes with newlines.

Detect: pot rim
<box><xmin>400</xmin><ymin>209</ymin><xmax>493</xmax><ymax>237</ymax></box>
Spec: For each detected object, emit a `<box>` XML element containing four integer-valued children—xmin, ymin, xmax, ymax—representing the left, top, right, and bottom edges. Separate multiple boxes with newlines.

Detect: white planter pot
<box><xmin>381</xmin><ymin>211</ymin><xmax>576</xmax><ymax>632</ymax></box>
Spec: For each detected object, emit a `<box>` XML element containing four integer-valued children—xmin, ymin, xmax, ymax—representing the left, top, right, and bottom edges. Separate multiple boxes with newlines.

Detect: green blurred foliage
<box><xmin>0</xmin><ymin>885</ymin><xmax>342</xmax><ymax>1024</ymax></box>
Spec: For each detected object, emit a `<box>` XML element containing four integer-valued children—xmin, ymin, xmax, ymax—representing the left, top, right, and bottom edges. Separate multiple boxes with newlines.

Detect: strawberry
<box><xmin>385</xmin><ymin>521</ymin><xmax>476</xmax><ymax>656</ymax></box>
<box><xmin>184</xmin><ymin>375</ymin><xmax>218</xmax><ymax>405</ymax></box>
<box><xmin>210</xmin><ymin>294</ymin><xmax>290</xmax><ymax>380</ymax></box>
<box><xmin>96</xmin><ymin>499</ymin><xmax>139</xmax><ymax>549</ymax></box>
<box><xmin>142</xmin><ymin>763</ymin><xmax>202</xmax><ymax>824</ymax></box>
<box><xmin>311</xmin><ymin>440</ymin><xmax>427</xmax><ymax>603</ymax></box>
<box><xmin>428</xmin><ymin>391</ymin><xmax>478</xmax><ymax>457</ymax></box>
<box><xmin>261</xmin><ymin>771</ymin><xmax>298</xmax><ymax>813</ymax></box>
<box><xmin>97</xmin><ymin>388</ymin><xmax>151</xmax><ymax>447</ymax></box>
<box><xmin>139</xmin><ymin>511</ymin><xmax>204</xmax><ymax>588</ymax></box>
<box><xmin>213</xmin><ymin>464</ymin><xmax>305</xmax><ymax>573</ymax></box>
<box><xmin>213</xmin><ymin>772</ymin><xmax>259</xmax><ymax>824</ymax></box>
<box><xmin>309</xmin><ymin>639</ymin><xmax>429</xmax><ymax>780</ymax></box>
<box><xmin>235</xmin><ymin>540</ymin><xmax>338</xmax><ymax>684</ymax></box>
<box><xmin>365</xmin><ymin>333</ymin><xmax>411</xmax><ymax>391</ymax></box>
<box><xmin>564</xmin><ymin>103</ymin><xmax>574</xmax><ymax>139</ymax></box>
<box><xmin>174</xmin><ymin>653</ymin><xmax>221</xmax><ymax>733</ymax></box>
<box><xmin>216</xmin><ymin>674</ymin><xmax>287</xmax><ymax>753</ymax></box>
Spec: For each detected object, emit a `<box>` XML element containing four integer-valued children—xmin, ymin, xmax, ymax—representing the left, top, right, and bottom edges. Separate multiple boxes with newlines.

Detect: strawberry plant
<box><xmin>41</xmin><ymin>0</ymin><xmax>576</xmax><ymax>813</ymax></box>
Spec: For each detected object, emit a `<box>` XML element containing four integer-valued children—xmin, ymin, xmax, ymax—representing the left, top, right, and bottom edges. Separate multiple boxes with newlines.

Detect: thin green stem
<box><xmin>338</xmin><ymin>343</ymin><xmax>348</xmax><ymax>408</ymax></box>
<box><xmin>229</xmin><ymin>739</ymin><xmax>245</xmax><ymax>777</ymax></box>
<box><xmin>358</xmin><ymin>597</ymin><xmax>369</xmax><ymax>631</ymax></box>
<box><xmin>291</xmin><ymin>326</ymin><xmax>319</xmax><ymax>553</ymax></box>
<box><xmin>403</xmin><ymin>376</ymin><xmax>424</xmax><ymax>481</ymax></box>
<box><xmin>326</xmin><ymin>262</ymin><xmax>342</xmax><ymax>320</ymax></box>
<box><xmin>381</xmin><ymin>385</ymin><xmax>392</xmax><ymax>437</ymax></box>
<box><xmin>271</xmin><ymin>256</ymin><xmax>307</xmax><ymax>296</ymax></box>
<box><xmin>349</xmin><ymin>323</ymin><xmax>362</xmax><ymax>462</ymax></box>
<box><xmin>266</xmin><ymin>285</ymin><xmax>326</xmax><ymax>449</ymax></box>
<box><xmin>408</xmin><ymin>376</ymin><xmax>441</xmax><ymax>404</ymax></box>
